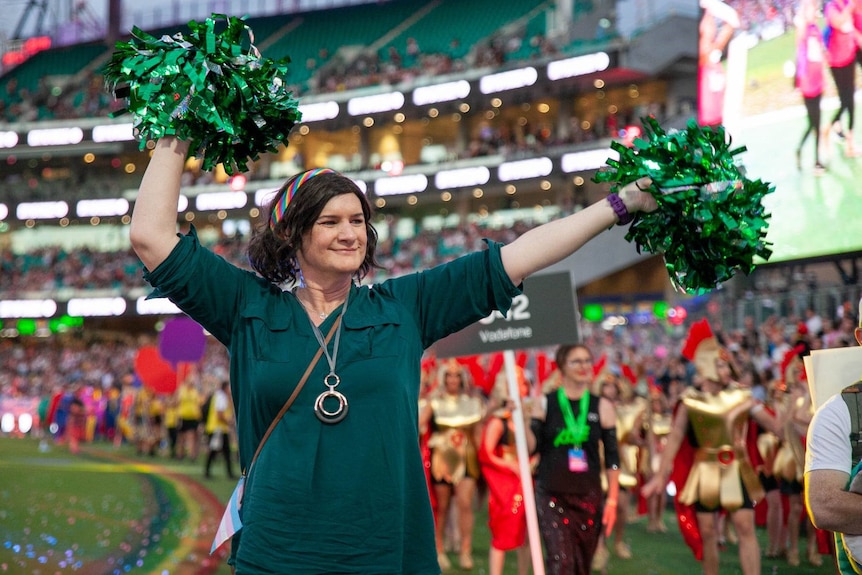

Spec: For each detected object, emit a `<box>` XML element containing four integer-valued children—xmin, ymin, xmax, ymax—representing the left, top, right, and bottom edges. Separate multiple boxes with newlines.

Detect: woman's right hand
<box><xmin>620</xmin><ymin>176</ymin><xmax>658</xmax><ymax>214</ymax></box>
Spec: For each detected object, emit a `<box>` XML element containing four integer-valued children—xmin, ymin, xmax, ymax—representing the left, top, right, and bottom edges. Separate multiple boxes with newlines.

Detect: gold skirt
<box><xmin>678</xmin><ymin>444</ymin><xmax>764</xmax><ymax>511</ymax></box>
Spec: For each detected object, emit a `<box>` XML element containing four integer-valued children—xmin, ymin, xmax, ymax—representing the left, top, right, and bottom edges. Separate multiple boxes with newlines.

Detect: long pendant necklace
<box><xmin>297</xmin><ymin>289</ymin><xmax>350</xmax><ymax>424</ymax></box>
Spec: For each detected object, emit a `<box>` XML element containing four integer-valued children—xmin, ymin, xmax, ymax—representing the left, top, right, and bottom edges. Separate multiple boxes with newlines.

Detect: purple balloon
<box><xmin>158</xmin><ymin>317</ymin><xmax>207</xmax><ymax>366</ymax></box>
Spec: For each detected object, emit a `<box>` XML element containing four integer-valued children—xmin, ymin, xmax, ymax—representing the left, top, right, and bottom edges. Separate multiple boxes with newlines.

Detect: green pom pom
<box><xmin>102</xmin><ymin>14</ymin><xmax>301</xmax><ymax>175</ymax></box>
<box><xmin>594</xmin><ymin>117</ymin><xmax>774</xmax><ymax>294</ymax></box>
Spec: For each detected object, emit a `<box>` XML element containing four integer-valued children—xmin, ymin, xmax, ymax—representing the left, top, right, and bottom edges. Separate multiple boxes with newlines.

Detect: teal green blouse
<box><xmin>144</xmin><ymin>228</ymin><xmax>521</xmax><ymax>575</ymax></box>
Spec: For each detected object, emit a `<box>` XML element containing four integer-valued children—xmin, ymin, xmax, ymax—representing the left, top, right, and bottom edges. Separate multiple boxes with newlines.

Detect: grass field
<box><xmin>0</xmin><ymin>437</ymin><xmax>221</xmax><ymax>575</ymax></box>
<box><xmin>0</xmin><ymin>435</ymin><xmax>837</xmax><ymax>574</ymax></box>
<box><xmin>739</xmin><ymin>26</ymin><xmax>862</xmax><ymax>118</ymax></box>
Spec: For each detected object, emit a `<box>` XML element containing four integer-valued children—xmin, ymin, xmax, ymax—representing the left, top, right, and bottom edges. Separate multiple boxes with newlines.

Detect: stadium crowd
<box><xmin>5</xmin><ymin>280</ymin><xmax>854</xmax><ymax>414</ymax></box>
<box><xmin>0</xmin><ymin>26</ymin><xmax>562</xmax><ymax>125</ymax></box>
<box><xmin>0</xmin><ymin>217</ymin><xmax>537</xmax><ymax>295</ymax></box>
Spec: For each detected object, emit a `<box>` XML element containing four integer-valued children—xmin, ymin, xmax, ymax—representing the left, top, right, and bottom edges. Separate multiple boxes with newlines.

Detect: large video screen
<box><xmin>699</xmin><ymin>0</ymin><xmax>862</xmax><ymax>264</ymax></box>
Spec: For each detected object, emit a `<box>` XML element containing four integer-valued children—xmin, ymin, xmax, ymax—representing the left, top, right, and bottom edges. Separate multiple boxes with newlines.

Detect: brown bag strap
<box><xmin>245</xmin><ymin>315</ymin><xmax>341</xmax><ymax>474</ymax></box>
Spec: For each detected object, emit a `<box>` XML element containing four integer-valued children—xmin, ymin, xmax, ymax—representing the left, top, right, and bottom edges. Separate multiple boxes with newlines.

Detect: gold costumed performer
<box><xmin>642</xmin><ymin>319</ymin><xmax>781</xmax><ymax>575</ymax></box>
<box><xmin>420</xmin><ymin>359</ymin><xmax>486</xmax><ymax>571</ymax></box>
<box><xmin>772</xmin><ymin>346</ymin><xmax>825</xmax><ymax>566</ymax></box>
<box><xmin>592</xmin><ymin>358</ymin><xmax>647</xmax><ymax>570</ymax></box>
<box><xmin>645</xmin><ymin>384</ymin><xmax>672</xmax><ymax>533</ymax></box>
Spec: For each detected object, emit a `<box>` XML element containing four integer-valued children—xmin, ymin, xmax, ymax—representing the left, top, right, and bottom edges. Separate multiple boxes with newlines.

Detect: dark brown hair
<box><xmin>248</xmin><ymin>171</ymin><xmax>380</xmax><ymax>284</ymax></box>
<box><xmin>555</xmin><ymin>343</ymin><xmax>592</xmax><ymax>370</ymax></box>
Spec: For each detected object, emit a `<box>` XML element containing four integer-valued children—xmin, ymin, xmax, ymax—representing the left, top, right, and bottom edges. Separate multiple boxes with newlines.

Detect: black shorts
<box><xmin>779</xmin><ymin>478</ymin><xmax>803</xmax><ymax>496</ymax></box>
<box><xmin>694</xmin><ymin>483</ymin><xmax>755</xmax><ymax>512</ymax></box>
<box><xmin>759</xmin><ymin>472</ymin><xmax>779</xmax><ymax>493</ymax></box>
<box><xmin>179</xmin><ymin>418</ymin><xmax>199</xmax><ymax>433</ymax></box>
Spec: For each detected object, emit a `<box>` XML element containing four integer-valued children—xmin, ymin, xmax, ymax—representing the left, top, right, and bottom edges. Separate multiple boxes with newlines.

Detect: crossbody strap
<box><xmin>245</xmin><ymin>315</ymin><xmax>341</xmax><ymax>474</ymax></box>
<box><xmin>843</xmin><ymin>383</ymin><xmax>862</xmax><ymax>465</ymax></box>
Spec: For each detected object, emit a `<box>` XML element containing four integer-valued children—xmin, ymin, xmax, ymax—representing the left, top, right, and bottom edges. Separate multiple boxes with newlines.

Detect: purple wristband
<box><xmin>607</xmin><ymin>193</ymin><xmax>634</xmax><ymax>225</ymax></box>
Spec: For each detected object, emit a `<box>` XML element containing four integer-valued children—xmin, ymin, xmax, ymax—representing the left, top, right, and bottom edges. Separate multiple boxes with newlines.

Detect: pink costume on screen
<box><xmin>797</xmin><ymin>23</ymin><xmax>825</xmax><ymax>98</ymax></box>
<box><xmin>825</xmin><ymin>0</ymin><xmax>856</xmax><ymax>68</ymax></box>
<box><xmin>698</xmin><ymin>60</ymin><xmax>725</xmax><ymax>127</ymax></box>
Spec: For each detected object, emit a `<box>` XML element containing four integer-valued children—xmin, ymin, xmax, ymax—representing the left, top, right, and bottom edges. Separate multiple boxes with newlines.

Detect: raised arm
<box><xmin>500</xmin><ymin>178</ymin><xmax>655</xmax><ymax>285</ymax></box>
<box><xmin>129</xmin><ymin>137</ymin><xmax>189</xmax><ymax>270</ymax></box>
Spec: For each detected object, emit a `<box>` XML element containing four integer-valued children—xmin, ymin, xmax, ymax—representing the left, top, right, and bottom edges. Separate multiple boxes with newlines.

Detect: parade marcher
<box><xmin>204</xmin><ymin>378</ymin><xmax>236</xmax><ymax>480</ymax></box>
<box><xmin>642</xmin><ymin>319</ymin><xmax>781</xmax><ymax>575</ymax></box>
<box><xmin>421</xmin><ymin>359</ymin><xmax>486</xmax><ymax>570</ymax></box>
<box><xmin>526</xmin><ymin>343</ymin><xmax>621</xmax><ymax>575</ymax></box>
<box><xmin>645</xmin><ymin>384</ymin><xmax>672</xmax><ymax>534</ymax></box>
<box><xmin>773</xmin><ymin>346</ymin><xmax>823</xmax><ymax>566</ymax></box>
<box><xmin>591</xmin><ymin>360</ymin><xmax>647</xmax><ymax>571</ymax></box>
<box><xmin>479</xmin><ymin>367</ymin><xmax>533</xmax><ymax>575</ymax></box>
<box><xmin>175</xmin><ymin>373</ymin><xmax>203</xmax><ymax>461</ymax></box>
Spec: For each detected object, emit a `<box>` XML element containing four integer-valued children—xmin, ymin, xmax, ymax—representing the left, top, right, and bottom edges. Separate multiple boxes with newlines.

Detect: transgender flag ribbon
<box><xmin>211</xmin><ymin>475</ymin><xmax>245</xmax><ymax>554</ymax></box>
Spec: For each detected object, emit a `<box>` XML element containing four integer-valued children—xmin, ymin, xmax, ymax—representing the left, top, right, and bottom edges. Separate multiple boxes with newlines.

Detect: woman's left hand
<box><xmin>620</xmin><ymin>176</ymin><xmax>658</xmax><ymax>214</ymax></box>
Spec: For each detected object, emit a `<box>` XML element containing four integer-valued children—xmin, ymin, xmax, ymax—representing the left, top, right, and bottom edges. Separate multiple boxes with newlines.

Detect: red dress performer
<box><xmin>480</xmin><ymin>366</ymin><xmax>532</xmax><ymax>575</ymax></box>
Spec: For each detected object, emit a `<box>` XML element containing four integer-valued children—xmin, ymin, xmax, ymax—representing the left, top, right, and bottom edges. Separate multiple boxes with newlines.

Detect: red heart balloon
<box><xmin>134</xmin><ymin>345</ymin><xmax>177</xmax><ymax>395</ymax></box>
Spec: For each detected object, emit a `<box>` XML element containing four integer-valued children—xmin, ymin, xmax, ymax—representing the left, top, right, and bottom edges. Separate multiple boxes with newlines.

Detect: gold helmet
<box><xmin>681</xmin><ymin>318</ymin><xmax>734</xmax><ymax>382</ymax></box>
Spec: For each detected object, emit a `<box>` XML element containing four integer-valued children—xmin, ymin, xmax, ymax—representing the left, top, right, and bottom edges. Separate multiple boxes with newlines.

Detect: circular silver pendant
<box><xmin>314</xmin><ymin>389</ymin><xmax>348</xmax><ymax>424</ymax></box>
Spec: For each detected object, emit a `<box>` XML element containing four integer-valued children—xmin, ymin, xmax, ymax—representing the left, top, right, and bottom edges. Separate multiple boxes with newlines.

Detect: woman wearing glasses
<box><xmin>526</xmin><ymin>344</ymin><xmax>621</xmax><ymax>574</ymax></box>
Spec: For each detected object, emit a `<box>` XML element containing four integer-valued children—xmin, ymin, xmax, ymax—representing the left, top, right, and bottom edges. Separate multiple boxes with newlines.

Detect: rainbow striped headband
<box><xmin>269</xmin><ymin>168</ymin><xmax>336</xmax><ymax>230</ymax></box>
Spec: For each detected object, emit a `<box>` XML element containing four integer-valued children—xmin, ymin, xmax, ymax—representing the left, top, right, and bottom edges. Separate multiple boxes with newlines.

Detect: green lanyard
<box><xmin>553</xmin><ymin>387</ymin><xmax>591</xmax><ymax>447</ymax></box>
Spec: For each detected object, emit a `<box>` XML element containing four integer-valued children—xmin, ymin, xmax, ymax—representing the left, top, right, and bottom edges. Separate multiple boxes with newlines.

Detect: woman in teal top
<box><xmin>131</xmin><ymin>136</ymin><xmax>656</xmax><ymax>574</ymax></box>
